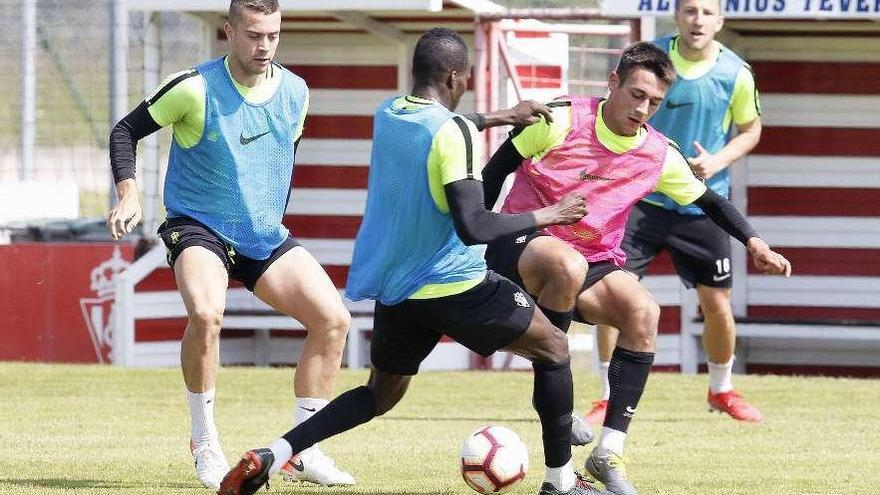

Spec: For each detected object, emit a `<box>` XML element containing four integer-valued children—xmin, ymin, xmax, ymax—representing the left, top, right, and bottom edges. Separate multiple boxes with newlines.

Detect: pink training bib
<box><xmin>502</xmin><ymin>96</ymin><xmax>668</xmax><ymax>266</ymax></box>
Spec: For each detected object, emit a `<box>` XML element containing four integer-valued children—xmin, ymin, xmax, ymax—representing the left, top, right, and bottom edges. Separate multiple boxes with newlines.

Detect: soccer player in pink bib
<box><xmin>482</xmin><ymin>42</ymin><xmax>791</xmax><ymax>495</ymax></box>
<box><xmin>594</xmin><ymin>0</ymin><xmax>767</xmax><ymax>426</ymax></box>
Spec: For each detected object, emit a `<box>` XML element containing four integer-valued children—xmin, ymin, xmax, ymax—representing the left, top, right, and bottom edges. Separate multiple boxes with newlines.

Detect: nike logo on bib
<box><xmin>579</xmin><ymin>170</ymin><xmax>614</xmax><ymax>181</ymax></box>
<box><xmin>665</xmin><ymin>101</ymin><xmax>693</xmax><ymax>110</ymax></box>
<box><xmin>240</xmin><ymin>130</ymin><xmax>270</xmax><ymax>145</ymax></box>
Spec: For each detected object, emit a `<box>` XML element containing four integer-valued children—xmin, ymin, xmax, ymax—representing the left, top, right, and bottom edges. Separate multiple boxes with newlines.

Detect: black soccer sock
<box><xmin>604</xmin><ymin>347</ymin><xmax>654</xmax><ymax>433</ymax></box>
<box><xmin>538</xmin><ymin>305</ymin><xmax>574</xmax><ymax>334</ymax></box>
<box><xmin>281</xmin><ymin>386</ymin><xmax>376</xmax><ymax>454</ymax></box>
<box><xmin>532</xmin><ymin>359</ymin><xmax>574</xmax><ymax>468</ymax></box>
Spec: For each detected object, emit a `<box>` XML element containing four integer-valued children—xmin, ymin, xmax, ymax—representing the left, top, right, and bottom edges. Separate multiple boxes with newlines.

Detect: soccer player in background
<box><xmin>480</xmin><ymin>42</ymin><xmax>790</xmax><ymax>495</ymax></box>
<box><xmin>217</xmin><ymin>28</ymin><xmax>612</xmax><ymax>495</ymax></box>
<box><xmin>106</xmin><ymin>0</ymin><xmax>356</xmax><ymax>488</ymax></box>
<box><xmin>590</xmin><ymin>0</ymin><xmax>767</xmax><ymax>426</ymax></box>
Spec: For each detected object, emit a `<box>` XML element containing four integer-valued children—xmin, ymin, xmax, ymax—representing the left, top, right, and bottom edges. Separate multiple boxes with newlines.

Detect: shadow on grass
<box><xmin>378</xmin><ymin>416</ymin><xmax>535</xmax><ymax>423</ymax></box>
<box><xmin>0</xmin><ymin>478</ymin><xmax>194</xmax><ymax>489</ymax></box>
<box><xmin>0</xmin><ymin>479</ymin><xmax>459</xmax><ymax>494</ymax></box>
<box><xmin>294</xmin><ymin>490</ymin><xmax>458</xmax><ymax>495</ymax></box>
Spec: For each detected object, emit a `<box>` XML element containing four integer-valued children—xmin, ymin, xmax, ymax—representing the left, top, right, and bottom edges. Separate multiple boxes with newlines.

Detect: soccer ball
<box><xmin>460</xmin><ymin>425</ymin><xmax>529</xmax><ymax>493</ymax></box>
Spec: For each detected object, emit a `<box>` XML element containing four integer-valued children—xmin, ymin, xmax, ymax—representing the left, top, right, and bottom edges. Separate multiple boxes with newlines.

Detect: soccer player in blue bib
<box><xmin>589</xmin><ymin>0</ymin><xmax>767</xmax><ymax>426</ymax></box>
<box><xmin>217</xmin><ymin>28</ymin><xmax>617</xmax><ymax>495</ymax></box>
<box><xmin>106</xmin><ymin>0</ymin><xmax>356</xmax><ymax>488</ymax></box>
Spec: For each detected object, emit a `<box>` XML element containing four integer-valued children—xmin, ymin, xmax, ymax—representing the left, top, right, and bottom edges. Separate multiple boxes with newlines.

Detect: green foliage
<box><xmin>0</xmin><ymin>363</ymin><xmax>877</xmax><ymax>494</ymax></box>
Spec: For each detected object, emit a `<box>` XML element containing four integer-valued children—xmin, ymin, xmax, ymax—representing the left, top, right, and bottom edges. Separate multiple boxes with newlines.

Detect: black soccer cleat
<box><xmin>217</xmin><ymin>448</ymin><xmax>274</xmax><ymax>495</ymax></box>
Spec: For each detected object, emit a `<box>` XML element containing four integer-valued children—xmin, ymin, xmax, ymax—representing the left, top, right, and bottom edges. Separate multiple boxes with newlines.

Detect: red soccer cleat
<box><xmin>707</xmin><ymin>389</ymin><xmax>763</xmax><ymax>423</ymax></box>
<box><xmin>584</xmin><ymin>400</ymin><xmax>608</xmax><ymax>426</ymax></box>
<box><xmin>217</xmin><ymin>448</ymin><xmax>274</xmax><ymax>495</ymax></box>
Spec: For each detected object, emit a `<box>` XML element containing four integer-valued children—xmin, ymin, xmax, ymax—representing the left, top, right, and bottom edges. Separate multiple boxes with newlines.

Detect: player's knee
<box><xmin>187</xmin><ymin>305</ymin><xmax>224</xmax><ymax>336</ymax></box>
<box><xmin>326</xmin><ymin>308</ymin><xmax>352</xmax><ymax>340</ymax></box>
<box><xmin>537</xmin><ymin>327</ymin><xmax>570</xmax><ymax>364</ymax></box>
<box><xmin>372</xmin><ymin>392</ymin><xmax>403</xmax><ymax>416</ymax></box>
<box><xmin>629</xmin><ymin>298</ymin><xmax>660</xmax><ymax>346</ymax></box>
<box><xmin>367</xmin><ymin>377</ymin><xmax>408</xmax><ymax>416</ymax></box>
<box><xmin>700</xmin><ymin>294</ymin><xmax>733</xmax><ymax>318</ymax></box>
<box><xmin>310</xmin><ymin>307</ymin><xmax>351</xmax><ymax>345</ymax></box>
<box><xmin>547</xmin><ymin>254</ymin><xmax>587</xmax><ymax>297</ymax></box>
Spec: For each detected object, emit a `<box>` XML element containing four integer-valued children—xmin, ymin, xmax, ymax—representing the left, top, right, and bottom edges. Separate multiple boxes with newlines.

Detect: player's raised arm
<box><xmin>462</xmin><ymin>99</ymin><xmax>554</xmax><ymax>131</ymax></box>
<box><xmin>481</xmin><ymin>102</ymin><xmax>569</xmax><ymax>208</ymax></box>
<box><xmin>457</xmin><ymin>100</ymin><xmax>556</xmax><ymax>210</ymax></box>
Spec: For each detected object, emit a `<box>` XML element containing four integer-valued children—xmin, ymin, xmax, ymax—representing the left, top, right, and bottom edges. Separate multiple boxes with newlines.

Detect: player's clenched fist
<box><xmin>539</xmin><ymin>193</ymin><xmax>588</xmax><ymax>226</ymax></box>
<box><xmin>747</xmin><ymin>238</ymin><xmax>792</xmax><ymax>277</ymax></box>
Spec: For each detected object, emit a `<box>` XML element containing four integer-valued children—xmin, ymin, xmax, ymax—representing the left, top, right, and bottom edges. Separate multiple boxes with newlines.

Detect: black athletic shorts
<box><xmin>486</xmin><ymin>232</ymin><xmax>625</xmax><ymax>326</ymax></box>
<box><xmin>485</xmin><ymin>232</ymin><xmax>622</xmax><ymax>293</ymax></box>
<box><xmin>622</xmin><ymin>201</ymin><xmax>732</xmax><ymax>289</ymax></box>
<box><xmin>571</xmin><ymin>260</ymin><xmax>625</xmax><ymax>325</ymax></box>
<box><xmin>370</xmin><ymin>271</ymin><xmax>535</xmax><ymax>375</ymax></box>
<box><xmin>484</xmin><ymin>231</ymin><xmax>546</xmax><ymax>290</ymax></box>
<box><xmin>157</xmin><ymin>216</ymin><xmax>300</xmax><ymax>291</ymax></box>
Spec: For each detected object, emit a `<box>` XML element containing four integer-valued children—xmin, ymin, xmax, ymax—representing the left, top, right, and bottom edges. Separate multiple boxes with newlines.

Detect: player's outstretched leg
<box><xmin>251</xmin><ymin>245</ymin><xmax>356</xmax><ymax>484</ymax></box>
<box><xmin>218</xmin><ymin>370</ymin><xmax>410</xmax><ymax>495</ymax></box>
<box><xmin>504</xmin><ymin>307</ymin><xmax>608</xmax><ymax>495</ymax></box>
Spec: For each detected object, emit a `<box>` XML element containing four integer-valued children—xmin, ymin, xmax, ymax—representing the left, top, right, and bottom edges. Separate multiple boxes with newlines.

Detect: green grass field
<box><xmin>0</xmin><ymin>363</ymin><xmax>877</xmax><ymax>495</ymax></box>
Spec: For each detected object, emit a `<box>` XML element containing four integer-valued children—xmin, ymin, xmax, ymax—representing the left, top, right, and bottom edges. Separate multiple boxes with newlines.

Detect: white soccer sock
<box><xmin>599</xmin><ymin>361</ymin><xmax>611</xmax><ymax>401</ymax></box>
<box><xmin>544</xmin><ymin>458</ymin><xmax>576</xmax><ymax>492</ymax></box>
<box><xmin>293</xmin><ymin>397</ymin><xmax>329</xmax><ymax>457</ymax></box>
<box><xmin>707</xmin><ymin>356</ymin><xmax>735</xmax><ymax>394</ymax></box>
<box><xmin>187</xmin><ymin>388</ymin><xmax>218</xmax><ymax>445</ymax></box>
<box><xmin>268</xmin><ymin>438</ymin><xmax>294</xmax><ymax>475</ymax></box>
<box><xmin>597</xmin><ymin>427</ymin><xmax>626</xmax><ymax>456</ymax></box>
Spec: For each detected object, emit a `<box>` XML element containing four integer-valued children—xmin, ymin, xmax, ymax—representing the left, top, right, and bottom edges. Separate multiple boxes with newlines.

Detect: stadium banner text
<box><xmin>601</xmin><ymin>0</ymin><xmax>880</xmax><ymax>18</ymax></box>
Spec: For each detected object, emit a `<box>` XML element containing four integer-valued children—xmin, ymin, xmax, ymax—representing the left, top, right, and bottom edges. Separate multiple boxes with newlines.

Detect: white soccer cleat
<box><xmin>190</xmin><ymin>439</ymin><xmax>230</xmax><ymax>490</ymax></box>
<box><xmin>280</xmin><ymin>448</ymin><xmax>356</xmax><ymax>486</ymax></box>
